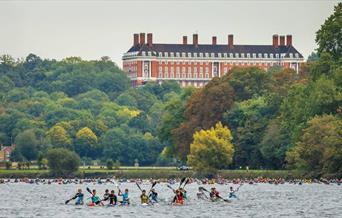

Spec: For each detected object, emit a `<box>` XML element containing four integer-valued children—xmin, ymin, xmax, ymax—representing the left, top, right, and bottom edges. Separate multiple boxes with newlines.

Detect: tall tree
<box><xmin>316</xmin><ymin>3</ymin><xmax>342</xmax><ymax>60</ymax></box>
<box><xmin>187</xmin><ymin>122</ymin><xmax>234</xmax><ymax>172</ymax></box>
<box><xmin>14</xmin><ymin>129</ymin><xmax>38</xmax><ymax>161</ymax></box>
<box><xmin>173</xmin><ymin>76</ymin><xmax>235</xmax><ymax>159</ymax></box>
<box><xmin>286</xmin><ymin>115</ymin><xmax>342</xmax><ymax>174</ymax></box>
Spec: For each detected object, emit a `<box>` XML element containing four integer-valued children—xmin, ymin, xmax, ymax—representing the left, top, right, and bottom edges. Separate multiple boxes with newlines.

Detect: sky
<box><xmin>0</xmin><ymin>0</ymin><xmax>339</xmax><ymax>67</ymax></box>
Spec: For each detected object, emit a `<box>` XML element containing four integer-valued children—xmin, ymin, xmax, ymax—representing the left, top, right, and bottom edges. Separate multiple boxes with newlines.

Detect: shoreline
<box><xmin>0</xmin><ymin>168</ymin><xmax>339</xmax><ymax>179</ymax></box>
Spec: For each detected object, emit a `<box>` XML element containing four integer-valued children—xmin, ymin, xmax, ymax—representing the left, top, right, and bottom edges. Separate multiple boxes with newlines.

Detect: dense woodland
<box><xmin>0</xmin><ymin>3</ymin><xmax>341</xmax><ymax>175</ymax></box>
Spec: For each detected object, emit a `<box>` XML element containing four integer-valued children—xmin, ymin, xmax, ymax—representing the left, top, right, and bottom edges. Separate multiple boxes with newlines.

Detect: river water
<box><xmin>0</xmin><ymin>182</ymin><xmax>341</xmax><ymax>218</ymax></box>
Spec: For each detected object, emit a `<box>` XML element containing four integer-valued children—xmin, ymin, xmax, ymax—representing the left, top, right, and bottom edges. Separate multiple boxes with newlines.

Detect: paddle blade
<box><xmin>65</xmin><ymin>200</ymin><xmax>70</xmax><ymax>204</ymax></box>
<box><xmin>183</xmin><ymin>178</ymin><xmax>190</xmax><ymax>188</ymax></box>
<box><xmin>86</xmin><ymin>187</ymin><xmax>92</xmax><ymax>195</ymax></box>
<box><xmin>179</xmin><ymin>177</ymin><xmax>186</xmax><ymax>187</ymax></box>
<box><xmin>151</xmin><ymin>181</ymin><xmax>157</xmax><ymax>189</ymax></box>
<box><xmin>199</xmin><ymin>186</ymin><xmax>209</xmax><ymax>193</ymax></box>
<box><xmin>167</xmin><ymin>184</ymin><xmax>174</xmax><ymax>191</ymax></box>
<box><xmin>136</xmin><ymin>182</ymin><xmax>142</xmax><ymax>191</ymax></box>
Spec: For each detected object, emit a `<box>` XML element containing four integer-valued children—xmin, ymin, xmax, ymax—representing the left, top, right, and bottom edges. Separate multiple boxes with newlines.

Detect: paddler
<box><xmin>103</xmin><ymin>189</ymin><xmax>110</xmax><ymax>202</ymax></box>
<box><xmin>140</xmin><ymin>190</ymin><xmax>149</xmax><ymax>204</ymax></box>
<box><xmin>109</xmin><ymin>190</ymin><xmax>117</xmax><ymax>205</ymax></box>
<box><xmin>89</xmin><ymin>189</ymin><xmax>103</xmax><ymax>206</ymax></box>
<box><xmin>228</xmin><ymin>186</ymin><xmax>238</xmax><ymax>199</ymax></box>
<box><xmin>149</xmin><ymin>188</ymin><xmax>158</xmax><ymax>203</ymax></box>
<box><xmin>209</xmin><ymin>187</ymin><xmax>220</xmax><ymax>201</ymax></box>
<box><xmin>118</xmin><ymin>188</ymin><xmax>130</xmax><ymax>205</ymax></box>
<box><xmin>180</xmin><ymin>188</ymin><xmax>187</xmax><ymax>200</ymax></box>
<box><xmin>174</xmin><ymin>189</ymin><xmax>184</xmax><ymax>205</ymax></box>
<box><xmin>72</xmin><ymin>188</ymin><xmax>84</xmax><ymax>205</ymax></box>
<box><xmin>197</xmin><ymin>187</ymin><xmax>207</xmax><ymax>200</ymax></box>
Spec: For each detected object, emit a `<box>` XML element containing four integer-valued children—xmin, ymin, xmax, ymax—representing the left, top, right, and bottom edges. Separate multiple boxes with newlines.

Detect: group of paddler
<box><xmin>65</xmin><ymin>177</ymin><xmax>242</xmax><ymax>206</ymax></box>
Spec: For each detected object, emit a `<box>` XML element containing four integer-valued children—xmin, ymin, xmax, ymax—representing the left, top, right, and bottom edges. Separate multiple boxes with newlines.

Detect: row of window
<box><xmin>158</xmin><ymin>72</ymin><xmax>210</xmax><ymax>79</ymax></box>
<box><xmin>141</xmin><ymin>51</ymin><xmax>300</xmax><ymax>59</ymax></box>
<box><xmin>159</xmin><ymin>66</ymin><xmax>210</xmax><ymax>74</ymax></box>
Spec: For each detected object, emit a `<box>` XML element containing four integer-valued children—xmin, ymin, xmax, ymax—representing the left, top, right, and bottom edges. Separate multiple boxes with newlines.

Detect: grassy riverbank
<box><xmin>0</xmin><ymin>167</ymin><xmax>310</xmax><ymax>179</ymax></box>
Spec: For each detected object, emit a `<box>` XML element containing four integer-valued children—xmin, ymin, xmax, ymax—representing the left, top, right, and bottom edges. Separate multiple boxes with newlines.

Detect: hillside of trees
<box><xmin>1</xmin><ymin>3</ymin><xmax>341</xmax><ymax>176</ymax></box>
<box><xmin>0</xmin><ymin>55</ymin><xmax>193</xmax><ymax>166</ymax></box>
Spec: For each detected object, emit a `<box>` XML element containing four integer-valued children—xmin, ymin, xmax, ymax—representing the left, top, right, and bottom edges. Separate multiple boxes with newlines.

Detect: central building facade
<box><xmin>122</xmin><ymin>33</ymin><xmax>304</xmax><ymax>87</ymax></box>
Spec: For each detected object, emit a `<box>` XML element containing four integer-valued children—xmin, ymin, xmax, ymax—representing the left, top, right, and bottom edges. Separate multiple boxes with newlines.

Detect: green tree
<box><xmin>228</xmin><ymin>67</ymin><xmax>272</xmax><ymax>101</ymax></box>
<box><xmin>187</xmin><ymin>122</ymin><xmax>234</xmax><ymax>172</ymax></box>
<box><xmin>286</xmin><ymin>115</ymin><xmax>342</xmax><ymax>174</ymax></box>
<box><xmin>75</xmin><ymin>127</ymin><xmax>98</xmax><ymax>158</ymax></box>
<box><xmin>46</xmin><ymin>125</ymin><xmax>72</xmax><ymax>149</ymax></box>
<box><xmin>46</xmin><ymin>148</ymin><xmax>81</xmax><ymax>176</ymax></box>
<box><xmin>14</xmin><ymin>129</ymin><xmax>38</xmax><ymax>161</ymax></box>
<box><xmin>223</xmin><ymin>97</ymin><xmax>276</xmax><ymax>168</ymax></box>
<box><xmin>106</xmin><ymin>159</ymin><xmax>114</xmax><ymax>170</ymax></box>
<box><xmin>316</xmin><ymin>3</ymin><xmax>342</xmax><ymax>60</ymax></box>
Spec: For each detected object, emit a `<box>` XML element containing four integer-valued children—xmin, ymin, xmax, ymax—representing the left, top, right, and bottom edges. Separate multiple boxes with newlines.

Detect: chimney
<box><xmin>193</xmin><ymin>34</ymin><xmax>198</xmax><ymax>47</ymax></box>
<box><xmin>228</xmin><ymin>34</ymin><xmax>234</xmax><ymax>48</ymax></box>
<box><xmin>139</xmin><ymin>33</ymin><xmax>145</xmax><ymax>44</ymax></box>
<box><xmin>133</xmin><ymin>34</ymin><xmax>139</xmax><ymax>46</ymax></box>
<box><xmin>279</xmin><ymin>35</ymin><xmax>285</xmax><ymax>46</ymax></box>
<box><xmin>272</xmin><ymin>34</ymin><xmax>279</xmax><ymax>47</ymax></box>
<box><xmin>212</xmin><ymin>36</ymin><xmax>217</xmax><ymax>45</ymax></box>
<box><xmin>183</xmin><ymin>36</ymin><xmax>187</xmax><ymax>45</ymax></box>
<box><xmin>147</xmin><ymin>33</ymin><xmax>153</xmax><ymax>47</ymax></box>
<box><xmin>286</xmin><ymin>35</ymin><xmax>292</xmax><ymax>46</ymax></box>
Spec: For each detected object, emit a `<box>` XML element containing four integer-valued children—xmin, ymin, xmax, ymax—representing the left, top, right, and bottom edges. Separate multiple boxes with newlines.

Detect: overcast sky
<box><xmin>0</xmin><ymin>0</ymin><xmax>339</xmax><ymax>66</ymax></box>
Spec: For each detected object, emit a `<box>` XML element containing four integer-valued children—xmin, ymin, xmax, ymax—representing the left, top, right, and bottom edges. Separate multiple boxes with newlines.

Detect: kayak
<box><xmin>171</xmin><ymin>202</ymin><xmax>185</xmax><ymax>206</ymax></box>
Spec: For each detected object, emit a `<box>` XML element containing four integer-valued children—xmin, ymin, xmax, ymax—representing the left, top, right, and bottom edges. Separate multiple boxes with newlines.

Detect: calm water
<box><xmin>0</xmin><ymin>182</ymin><xmax>341</xmax><ymax>218</ymax></box>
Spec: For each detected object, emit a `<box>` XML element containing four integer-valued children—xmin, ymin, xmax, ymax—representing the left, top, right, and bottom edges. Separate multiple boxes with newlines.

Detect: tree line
<box><xmin>0</xmin><ymin>3</ymin><xmax>341</xmax><ymax>177</ymax></box>
<box><xmin>159</xmin><ymin>3</ymin><xmax>342</xmax><ymax>176</ymax></box>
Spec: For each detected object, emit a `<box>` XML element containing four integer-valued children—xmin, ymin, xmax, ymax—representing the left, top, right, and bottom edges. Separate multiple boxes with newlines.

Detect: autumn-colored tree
<box><xmin>187</xmin><ymin>122</ymin><xmax>234</xmax><ymax>172</ymax></box>
<box><xmin>75</xmin><ymin>127</ymin><xmax>98</xmax><ymax>158</ymax></box>
<box><xmin>46</xmin><ymin>125</ymin><xmax>72</xmax><ymax>149</ymax></box>
<box><xmin>173</xmin><ymin>76</ymin><xmax>235</xmax><ymax>160</ymax></box>
<box><xmin>286</xmin><ymin>115</ymin><xmax>342</xmax><ymax>174</ymax></box>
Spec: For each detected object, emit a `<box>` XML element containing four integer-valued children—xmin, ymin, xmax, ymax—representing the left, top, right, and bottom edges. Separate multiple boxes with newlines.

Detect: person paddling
<box><xmin>197</xmin><ymin>187</ymin><xmax>207</xmax><ymax>200</ymax></box>
<box><xmin>209</xmin><ymin>187</ymin><xmax>220</xmax><ymax>201</ymax></box>
<box><xmin>140</xmin><ymin>190</ymin><xmax>149</xmax><ymax>204</ymax></box>
<box><xmin>88</xmin><ymin>189</ymin><xmax>103</xmax><ymax>206</ymax></box>
<box><xmin>108</xmin><ymin>190</ymin><xmax>117</xmax><ymax>205</ymax></box>
<box><xmin>66</xmin><ymin>188</ymin><xmax>84</xmax><ymax>205</ymax></box>
<box><xmin>75</xmin><ymin>189</ymin><xmax>84</xmax><ymax>205</ymax></box>
<box><xmin>229</xmin><ymin>186</ymin><xmax>237</xmax><ymax>198</ymax></box>
<box><xmin>228</xmin><ymin>185</ymin><xmax>241</xmax><ymax>199</ymax></box>
<box><xmin>103</xmin><ymin>189</ymin><xmax>110</xmax><ymax>202</ymax></box>
<box><xmin>174</xmin><ymin>189</ymin><xmax>184</xmax><ymax>205</ymax></box>
<box><xmin>180</xmin><ymin>188</ymin><xmax>187</xmax><ymax>200</ymax></box>
<box><xmin>149</xmin><ymin>188</ymin><xmax>158</xmax><ymax>204</ymax></box>
<box><xmin>118</xmin><ymin>188</ymin><xmax>130</xmax><ymax>205</ymax></box>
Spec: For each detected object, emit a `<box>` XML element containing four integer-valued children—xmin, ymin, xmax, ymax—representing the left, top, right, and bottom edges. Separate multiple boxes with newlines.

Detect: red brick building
<box><xmin>122</xmin><ymin>33</ymin><xmax>304</xmax><ymax>87</ymax></box>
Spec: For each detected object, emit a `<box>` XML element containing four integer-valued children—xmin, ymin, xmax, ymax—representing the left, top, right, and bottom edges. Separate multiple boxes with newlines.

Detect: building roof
<box><xmin>126</xmin><ymin>44</ymin><xmax>304</xmax><ymax>58</ymax></box>
<box><xmin>1</xmin><ymin>144</ymin><xmax>15</xmax><ymax>153</ymax></box>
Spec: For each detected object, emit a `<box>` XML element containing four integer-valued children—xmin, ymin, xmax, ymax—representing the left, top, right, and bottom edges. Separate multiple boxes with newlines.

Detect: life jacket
<box><xmin>175</xmin><ymin>193</ymin><xmax>184</xmax><ymax>204</ymax></box>
<box><xmin>75</xmin><ymin>193</ymin><xmax>84</xmax><ymax>205</ymax></box>
<box><xmin>149</xmin><ymin>192</ymin><xmax>158</xmax><ymax>202</ymax></box>
<box><xmin>109</xmin><ymin>194</ymin><xmax>117</xmax><ymax>205</ymax></box>
<box><xmin>141</xmin><ymin>194</ymin><xmax>149</xmax><ymax>204</ymax></box>
<box><xmin>91</xmin><ymin>195</ymin><xmax>100</xmax><ymax>204</ymax></box>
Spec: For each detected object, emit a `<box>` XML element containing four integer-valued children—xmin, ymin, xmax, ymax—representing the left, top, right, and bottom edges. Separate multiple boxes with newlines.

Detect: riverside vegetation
<box><xmin>0</xmin><ymin>3</ymin><xmax>341</xmax><ymax>178</ymax></box>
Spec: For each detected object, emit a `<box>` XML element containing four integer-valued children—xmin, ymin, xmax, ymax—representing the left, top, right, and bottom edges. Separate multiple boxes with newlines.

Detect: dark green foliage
<box><xmin>0</xmin><ymin>54</ymin><xmax>180</xmax><ymax>166</ymax></box>
<box><xmin>316</xmin><ymin>3</ymin><xmax>342</xmax><ymax>60</ymax></box>
<box><xmin>46</xmin><ymin>148</ymin><xmax>81</xmax><ymax>176</ymax></box>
